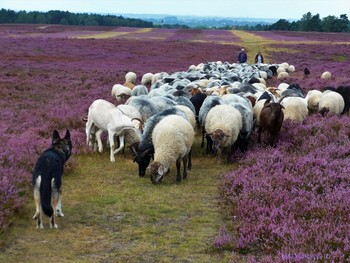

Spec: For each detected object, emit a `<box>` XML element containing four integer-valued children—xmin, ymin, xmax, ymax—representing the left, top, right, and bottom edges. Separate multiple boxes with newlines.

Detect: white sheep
<box><xmin>277</xmin><ymin>71</ymin><xmax>289</xmax><ymax>80</ymax></box>
<box><xmin>277</xmin><ymin>66</ymin><xmax>286</xmax><ymax>75</ymax></box>
<box><xmin>141</xmin><ymin>73</ymin><xmax>153</xmax><ymax>86</ymax></box>
<box><xmin>150</xmin><ymin>115</ymin><xmax>195</xmax><ymax>184</ymax></box>
<box><xmin>280</xmin><ymin>62</ymin><xmax>290</xmax><ymax>70</ymax></box>
<box><xmin>280</xmin><ymin>97</ymin><xmax>308</xmax><ymax>122</ymax></box>
<box><xmin>288</xmin><ymin>65</ymin><xmax>295</xmax><ymax>72</ymax></box>
<box><xmin>305</xmin><ymin>89</ymin><xmax>323</xmax><ymax>113</ymax></box>
<box><xmin>175</xmin><ymin>105</ymin><xmax>196</xmax><ymax>131</ymax></box>
<box><xmin>111</xmin><ymin>84</ymin><xmax>132</xmax><ymax>104</ymax></box>
<box><xmin>205</xmin><ymin>104</ymin><xmax>242</xmax><ymax>159</ymax></box>
<box><xmin>321</xmin><ymin>71</ymin><xmax>332</xmax><ymax>80</ymax></box>
<box><xmin>318</xmin><ymin>90</ymin><xmax>345</xmax><ymax>115</ymax></box>
<box><xmin>85</xmin><ymin>99</ymin><xmax>142</xmax><ymax>162</ymax></box>
<box><xmin>124</xmin><ymin>71</ymin><xmax>137</xmax><ymax>89</ymax></box>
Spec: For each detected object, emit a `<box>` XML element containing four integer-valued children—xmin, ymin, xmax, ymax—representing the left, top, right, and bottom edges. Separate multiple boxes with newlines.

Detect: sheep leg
<box><xmin>96</xmin><ymin>129</ymin><xmax>104</xmax><ymax>153</ymax></box>
<box><xmin>201</xmin><ymin>129</ymin><xmax>205</xmax><ymax>148</ymax></box>
<box><xmin>113</xmin><ymin>134</ymin><xmax>125</xmax><ymax>155</ymax></box>
<box><xmin>85</xmin><ymin>120</ymin><xmax>94</xmax><ymax>146</ymax></box>
<box><xmin>176</xmin><ymin>158</ymin><xmax>182</xmax><ymax>182</ymax></box>
<box><xmin>183</xmin><ymin>155</ymin><xmax>188</xmax><ymax>180</ymax></box>
<box><xmin>187</xmin><ymin>148</ymin><xmax>192</xmax><ymax>170</ymax></box>
<box><xmin>108</xmin><ymin>131</ymin><xmax>116</xmax><ymax>162</ymax></box>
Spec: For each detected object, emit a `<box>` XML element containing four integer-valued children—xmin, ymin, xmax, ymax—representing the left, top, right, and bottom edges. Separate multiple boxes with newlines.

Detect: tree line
<box><xmin>241</xmin><ymin>12</ymin><xmax>350</xmax><ymax>33</ymax></box>
<box><xmin>0</xmin><ymin>9</ymin><xmax>153</xmax><ymax>28</ymax></box>
<box><xmin>0</xmin><ymin>9</ymin><xmax>349</xmax><ymax>33</ymax></box>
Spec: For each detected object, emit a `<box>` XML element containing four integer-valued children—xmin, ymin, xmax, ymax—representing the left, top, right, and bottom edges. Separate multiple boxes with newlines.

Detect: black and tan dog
<box><xmin>32</xmin><ymin>129</ymin><xmax>72</xmax><ymax>229</ymax></box>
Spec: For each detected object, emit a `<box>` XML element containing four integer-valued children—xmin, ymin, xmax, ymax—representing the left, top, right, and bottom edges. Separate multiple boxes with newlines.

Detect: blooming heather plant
<box><xmin>217</xmin><ymin>114</ymin><xmax>350</xmax><ymax>261</ymax></box>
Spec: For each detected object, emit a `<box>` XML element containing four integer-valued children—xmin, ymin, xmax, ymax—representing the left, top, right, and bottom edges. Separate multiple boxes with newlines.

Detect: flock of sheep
<box><xmin>84</xmin><ymin>60</ymin><xmax>350</xmax><ymax>184</ymax></box>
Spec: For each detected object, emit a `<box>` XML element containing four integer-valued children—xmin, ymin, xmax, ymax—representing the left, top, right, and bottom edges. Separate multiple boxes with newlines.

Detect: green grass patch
<box><xmin>0</xmin><ymin>134</ymin><xmax>234</xmax><ymax>262</ymax></box>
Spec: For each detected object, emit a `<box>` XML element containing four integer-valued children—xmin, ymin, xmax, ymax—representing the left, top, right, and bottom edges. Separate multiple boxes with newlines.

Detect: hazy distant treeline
<box><xmin>242</xmin><ymin>12</ymin><xmax>350</xmax><ymax>33</ymax></box>
<box><xmin>0</xmin><ymin>9</ymin><xmax>349</xmax><ymax>33</ymax></box>
<box><xmin>0</xmin><ymin>9</ymin><xmax>154</xmax><ymax>28</ymax></box>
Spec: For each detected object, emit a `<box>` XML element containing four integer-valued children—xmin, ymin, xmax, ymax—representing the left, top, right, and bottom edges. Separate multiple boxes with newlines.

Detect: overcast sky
<box><xmin>1</xmin><ymin>0</ymin><xmax>348</xmax><ymax>20</ymax></box>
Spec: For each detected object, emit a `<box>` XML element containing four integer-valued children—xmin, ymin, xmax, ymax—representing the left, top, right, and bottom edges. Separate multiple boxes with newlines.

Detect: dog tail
<box><xmin>39</xmin><ymin>175</ymin><xmax>54</xmax><ymax>217</ymax></box>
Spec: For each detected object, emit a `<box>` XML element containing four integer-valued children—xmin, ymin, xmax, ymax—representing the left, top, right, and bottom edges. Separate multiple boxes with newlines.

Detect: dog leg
<box><xmin>33</xmin><ymin>176</ymin><xmax>43</xmax><ymax>229</ymax></box>
<box><xmin>50</xmin><ymin>216</ymin><xmax>58</xmax><ymax>229</ymax></box>
<box><xmin>55</xmin><ymin>190</ymin><xmax>64</xmax><ymax>217</ymax></box>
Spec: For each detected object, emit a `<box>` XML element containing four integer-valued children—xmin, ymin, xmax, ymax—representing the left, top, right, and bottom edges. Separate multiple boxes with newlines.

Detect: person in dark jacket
<box><xmin>237</xmin><ymin>48</ymin><xmax>247</xmax><ymax>63</ymax></box>
<box><xmin>255</xmin><ymin>51</ymin><xmax>264</xmax><ymax>64</ymax></box>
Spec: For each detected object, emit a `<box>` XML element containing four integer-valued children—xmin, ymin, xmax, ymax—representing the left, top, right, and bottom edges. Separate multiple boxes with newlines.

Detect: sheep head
<box><xmin>207</xmin><ymin>129</ymin><xmax>229</xmax><ymax>152</ymax></box>
<box><xmin>150</xmin><ymin>162</ymin><xmax>168</xmax><ymax>184</ymax></box>
<box><xmin>133</xmin><ymin>148</ymin><xmax>153</xmax><ymax>177</ymax></box>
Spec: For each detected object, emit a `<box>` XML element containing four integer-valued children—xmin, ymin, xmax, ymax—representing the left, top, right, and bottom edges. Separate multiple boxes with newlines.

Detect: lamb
<box><xmin>205</xmin><ymin>104</ymin><xmax>242</xmax><ymax>160</ymax></box>
<box><xmin>258</xmin><ymin>98</ymin><xmax>284</xmax><ymax>147</ymax></box>
<box><xmin>318</xmin><ymin>90</ymin><xmax>345</xmax><ymax>116</ymax></box>
<box><xmin>150</xmin><ymin>115</ymin><xmax>195</xmax><ymax>184</ymax></box>
<box><xmin>85</xmin><ymin>99</ymin><xmax>142</xmax><ymax>162</ymax></box>
<box><xmin>111</xmin><ymin>84</ymin><xmax>132</xmax><ymax>104</ymax></box>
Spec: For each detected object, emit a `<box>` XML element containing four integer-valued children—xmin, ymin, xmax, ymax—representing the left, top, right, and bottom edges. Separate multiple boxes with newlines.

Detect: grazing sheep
<box><xmin>280</xmin><ymin>97</ymin><xmax>308</xmax><ymax>122</ymax></box>
<box><xmin>117</xmin><ymin>104</ymin><xmax>143</xmax><ymax>123</ymax></box>
<box><xmin>131</xmin><ymin>85</ymin><xmax>149</xmax><ymax>96</ymax></box>
<box><xmin>190</xmin><ymin>91</ymin><xmax>207</xmax><ymax>128</ymax></box>
<box><xmin>287</xmin><ymin>65</ymin><xmax>295</xmax><ymax>72</ymax></box>
<box><xmin>111</xmin><ymin>84</ymin><xmax>132</xmax><ymax>104</ymax></box>
<box><xmin>205</xmin><ymin>104</ymin><xmax>242</xmax><ymax>160</ymax></box>
<box><xmin>276</xmin><ymin>66</ymin><xmax>286</xmax><ymax>75</ymax></box>
<box><xmin>123</xmin><ymin>71</ymin><xmax>137</xmax><ymax>89</ymax></box>
<box><xmin>318</xmin><ymin>90</ymin><xmax>345</xmax><ymax>116</ymax></box>
<box><xmin>323</xmin><ymin>86</ymin><xmax>350</xmax><ymax>114</ymax></box>
<box><xmin>305</xmin><ymin>89</ymin><xmax>323</xmax><ymax>113</ymax></box>
<box><xmin>85</xmin><ymin>99</ymin><xmax>142</xmax><ymax>162</ymax></box>
<box><xmin>321</xmin><ymin>71</ymin><xmax>332</xmax><ymax>80</ymax></box>
<box><xmin>133</xmin><ymin>107</ymin><xmax>189</xmax><ymax>177</ymax></box>
<box><xmin>141</xmin><ymin>72</ymin><xmax>154</xmax><ymax>87</ymax></box>
<box><xmin>277</xmin><ymin>71</ymin><xmax>289</xmax><ymax>80</ymax></box>
<box><xmin>127</xmin><ymin>95</ymin><xmax>176</xmax><ymax>122</ymax></box>
<box><xmin>150</xmin><ymin>115</ymin><xmax>195</xmax><ymax>184</ymax></box>
<box><xmin>281</xmin><ymin>83</ymin><xmax>304</xmax><ymax>98</ymax></box>
<box><xmin>221</xmin><ymin>94</ymin><xmax>254</xmax><ymax>152</ymax></box>
<box><xmin>253</xmin><ymin>91</ymin><xmax>277</xmax><ymax>126</ymax></box>
<box><xmin>258</xmin><ymin>98</ymin><xmax>284</xmax><ymax>147</ymax></box>
<box><xmin>198</xmin><ymin>95</ymin><xmax>222</xmax><ymax>152</ymax></box>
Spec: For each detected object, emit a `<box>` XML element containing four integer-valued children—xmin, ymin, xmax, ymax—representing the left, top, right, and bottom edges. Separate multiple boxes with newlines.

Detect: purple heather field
<box><xmin>1</xmin><ymin>25</ymin><xmax>350</xmax><ymax>261</ymax></box>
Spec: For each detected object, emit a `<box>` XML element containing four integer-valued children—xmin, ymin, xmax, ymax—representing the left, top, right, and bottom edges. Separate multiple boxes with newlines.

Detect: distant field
<box><xmin>0</xmin><ymin>24</ymin><xmax>350</xmax><ymax>262</ymax></box>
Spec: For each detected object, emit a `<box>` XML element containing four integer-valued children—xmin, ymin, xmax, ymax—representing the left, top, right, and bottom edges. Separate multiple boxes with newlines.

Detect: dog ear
<box><xmin>64</xmin><ymin>129</ymin><xmax>71</xmax><ymax>141</ymax></box>
<box><xmin>52</xmin><ymin>130</ymin><xmax>61</xmax><ymax>145</ymax></box>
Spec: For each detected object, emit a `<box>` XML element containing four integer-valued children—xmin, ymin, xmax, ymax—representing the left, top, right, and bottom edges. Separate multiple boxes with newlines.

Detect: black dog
<box><xmin>32</xmin><ymin>129</ymin><xmax>72</xmax><ymax>229</ymax></box>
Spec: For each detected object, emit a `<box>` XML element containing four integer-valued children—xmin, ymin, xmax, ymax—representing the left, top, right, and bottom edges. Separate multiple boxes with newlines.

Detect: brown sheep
<box><xmin>258</xmin><ymin>97</ymin><xmax>284</xmax><ymax>147</ymax></box>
